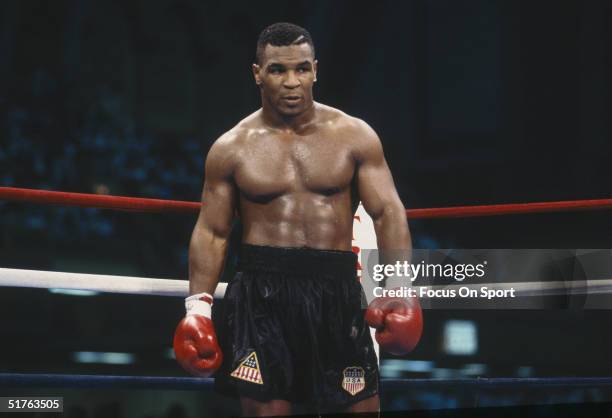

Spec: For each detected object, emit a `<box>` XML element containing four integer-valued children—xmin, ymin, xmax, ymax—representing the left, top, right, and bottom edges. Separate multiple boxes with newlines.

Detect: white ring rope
<box><xmin>0</xmin><ymin>267</ymin><xmax>226</xmax><ymax>298</ymax></box>
<box><xmin>0</xmin><ymin>267</ymin><xmax>610</xmax><ymax>298</ymax></box>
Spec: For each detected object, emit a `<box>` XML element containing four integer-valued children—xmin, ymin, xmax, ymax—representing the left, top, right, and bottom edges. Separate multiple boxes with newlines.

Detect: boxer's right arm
<box><xmin>174</xmin><ymin>135</ymin><xmax>237</xmax><ymax>377</ymax></box>
<box><xmin>189</xmin><ymin>137</ymin><xmax>237</xmax><ymax>295</ymax></box>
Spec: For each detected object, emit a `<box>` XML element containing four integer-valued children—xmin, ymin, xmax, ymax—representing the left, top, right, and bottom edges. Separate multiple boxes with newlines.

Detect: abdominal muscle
<box><xmin>240</xmin><ymin>192</ymin><xmax>354</xmax><ymax>251</ymax></box>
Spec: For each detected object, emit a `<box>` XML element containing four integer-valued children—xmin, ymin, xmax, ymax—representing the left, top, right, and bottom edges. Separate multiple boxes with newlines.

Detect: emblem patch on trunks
<box><xmin>341</xmin><ymin>367</ymin><xmax>365</xmax><ymax>396</ymax></box>
<box><xmin>231</xmin><ymin>352</ymin><xmax>264</xmax><ymax>384</ymax></box>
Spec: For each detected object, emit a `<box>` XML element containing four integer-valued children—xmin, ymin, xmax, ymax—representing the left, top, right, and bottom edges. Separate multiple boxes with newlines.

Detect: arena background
<box><xmin>0</xmin><ymin>0</ymin><xmax>611</xmax><ymax>417</ymax></box>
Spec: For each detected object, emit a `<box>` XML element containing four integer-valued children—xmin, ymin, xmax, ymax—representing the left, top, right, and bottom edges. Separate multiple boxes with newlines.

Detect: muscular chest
<box><xmin>235</xmin><ymin>135</ymin><xmax>355</xmax><ymax>199</ymax></box>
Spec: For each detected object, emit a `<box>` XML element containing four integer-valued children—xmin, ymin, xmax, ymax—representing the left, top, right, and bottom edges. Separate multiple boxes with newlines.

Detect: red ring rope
<box><xmin>0</xmin><ymin>187</ymin><xmax>198</xmax><ymax>213</ymax></box>
<box><xmin>1</xmin><ymin>186</ymin><xmax>611</xmax><ymax>219</ymax></box>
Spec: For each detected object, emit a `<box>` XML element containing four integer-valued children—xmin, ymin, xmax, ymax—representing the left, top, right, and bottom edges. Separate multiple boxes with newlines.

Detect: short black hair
<box><xmin>255</xmin><ymin>22</ymin><xmax>315</xmax><ymax>64</ymax></box>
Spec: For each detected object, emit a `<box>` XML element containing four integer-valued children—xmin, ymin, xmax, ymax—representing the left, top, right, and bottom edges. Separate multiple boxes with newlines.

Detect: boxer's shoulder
<box><xmin>218</xmin><ymin>112</ymin><xmax>261</xmax><ymax>146</ymax></box>
<box><xmin>315</xmin><ymin>103</ymin><xmax>378</xmax><ymax>140</ymax></box>
<box><xmin>314</xmin><ymin>104</ymin><xmax>382</xmax><ymax>163</ymax></box>
<box><xmin>314</xmin><ymin>102</ymin><xmax>354</xmax><ymax>130</ymax></box>
<box><xmin>205</xmin><ymin>111</ymin><xmax>264</xmax><ymax>172</ymax></box>
<box><xmin>205</xmin><ymin>127</ymin><xmax>247</xmax><ymax>178</ymax></box>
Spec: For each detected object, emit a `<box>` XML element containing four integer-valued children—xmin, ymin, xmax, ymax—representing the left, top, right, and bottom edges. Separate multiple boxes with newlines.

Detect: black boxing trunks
<box><xmin>213</xmin><ymin>244</ymin><xmax>379</xmax><ymax>409</ymax></box>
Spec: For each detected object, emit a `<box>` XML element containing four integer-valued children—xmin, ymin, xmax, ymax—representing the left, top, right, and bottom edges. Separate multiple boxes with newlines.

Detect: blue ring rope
<box><xmin>1</xmin><ymin>374</ymin><xmax>612</xmax><ymax>390</ymax></box>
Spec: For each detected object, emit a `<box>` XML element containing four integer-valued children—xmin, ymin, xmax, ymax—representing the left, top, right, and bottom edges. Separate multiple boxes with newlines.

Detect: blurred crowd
<box><xmin>1</xmin><ymin>69</ymin><xmax>205</xmax><ymax>275</ymax></box>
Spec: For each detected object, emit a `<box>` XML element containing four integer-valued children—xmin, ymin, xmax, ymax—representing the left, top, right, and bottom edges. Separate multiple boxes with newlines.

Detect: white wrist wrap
<box><xmin>185</xmin><ymin>292</ymin><xmax>213</xmax><ymax>318</ymax></box>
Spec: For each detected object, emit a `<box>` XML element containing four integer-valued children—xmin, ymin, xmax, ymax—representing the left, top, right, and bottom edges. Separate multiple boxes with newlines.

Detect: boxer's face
<box><xmin>253</xmin><ymin>43</ymin><xmax>317</xmax><ymax>116</ymax></box>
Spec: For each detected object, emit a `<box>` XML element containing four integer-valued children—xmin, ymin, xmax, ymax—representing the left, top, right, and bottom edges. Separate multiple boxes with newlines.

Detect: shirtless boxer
<box><xmin>173</xmin><ymin>22</ymin><xmax>422</xmax><ymax>417</ymax></box>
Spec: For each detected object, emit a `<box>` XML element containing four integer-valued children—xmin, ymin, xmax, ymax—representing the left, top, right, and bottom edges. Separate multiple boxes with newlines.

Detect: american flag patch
<box><xmin>341</xmin><ymin>367</ymin><xmax>366</xmax><ymax>396</ymax></box>
<box><xmin>230</xmin><ymin>352</ymin><xmax>264</xmax><ymax>385</ymax></box>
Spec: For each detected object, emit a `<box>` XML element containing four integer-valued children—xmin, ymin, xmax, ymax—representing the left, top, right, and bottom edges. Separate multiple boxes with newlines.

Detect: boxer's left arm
<box><xmin>353</xmin><ymin>120</ymin><xmax>411</xmax><ymax>253</ymax></box>
<box><xmin>353</xmin><ymin>119</ymin><xmax>423</xmax><ymax>355</ymax></box>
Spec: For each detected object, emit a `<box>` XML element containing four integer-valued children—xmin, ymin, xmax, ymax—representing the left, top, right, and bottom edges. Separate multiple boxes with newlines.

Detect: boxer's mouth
<box><xmin>282</xmin><ymin>95</ymin><xmax>302</xmax><ymax>103</ymax></box>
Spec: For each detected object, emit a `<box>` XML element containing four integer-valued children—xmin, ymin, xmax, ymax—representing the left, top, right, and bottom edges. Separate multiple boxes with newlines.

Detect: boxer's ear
<box><xmin>252</xmin><ymin>63</ymin><xmax>262</xmax><ymax>86</ymax></box>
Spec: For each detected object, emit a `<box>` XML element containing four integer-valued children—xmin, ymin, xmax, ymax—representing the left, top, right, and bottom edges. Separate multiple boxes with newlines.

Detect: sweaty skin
<box><xmin>190</xmin><ymin>105</ymin><xmax>409</xmax><ymax>289</ymax></box>
<box><xmin>188</xmin><ymin>42</ymin><xmax>410</xmax><ymax>417</ymax></box>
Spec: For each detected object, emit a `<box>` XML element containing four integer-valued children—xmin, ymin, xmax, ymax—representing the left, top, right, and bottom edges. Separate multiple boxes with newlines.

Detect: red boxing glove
<box><xmin>365</xmin><ymin>293</ymin><xmax>423</xmax><ymax>355</ymax></box>
<box><xmin>173</xmin><ymin>292</ymin><xmax>222</xmax><ymax>377</ymax></box>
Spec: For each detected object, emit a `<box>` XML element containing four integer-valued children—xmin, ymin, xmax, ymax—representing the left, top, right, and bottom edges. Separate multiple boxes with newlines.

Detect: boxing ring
<box><xmin>2</xmin><ymin>186</ymin><xmax>612</xmax><ymax>411</ymax></box>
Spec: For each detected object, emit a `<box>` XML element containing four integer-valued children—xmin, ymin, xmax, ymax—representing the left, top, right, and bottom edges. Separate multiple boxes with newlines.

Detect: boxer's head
<box><xmin>253</xmin><ymin>23</ymin><xmax>317</xmax><ymax>117</ymax></box>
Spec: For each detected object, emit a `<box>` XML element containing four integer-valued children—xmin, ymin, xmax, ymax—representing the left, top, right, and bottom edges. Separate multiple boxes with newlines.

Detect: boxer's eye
<box><xmin>269</xmin><ymin>66</ymin><xmax>284</xmax><ymax>74</ymax></box>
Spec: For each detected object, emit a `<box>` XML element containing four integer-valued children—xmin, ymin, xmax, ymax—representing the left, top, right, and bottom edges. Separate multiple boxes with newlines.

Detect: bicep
<box><xmin>194</xmin><ymin>140</ymin><xmax>238</xmax><ymax>239</ymax></box>
<box><xmin>197</xmin><ymin>176</ymin><xmax>236</xmax><ymax>238</ymax></box>
<box><xmin>357</xmin><ymin>155</ymin><xmax>403</xmax><ymax>220</ymax></box>
<box><xmin>354</xmin><ymin>125</ymin><xmax>404</xmax><ymax>220</ymax></box>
